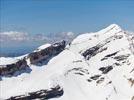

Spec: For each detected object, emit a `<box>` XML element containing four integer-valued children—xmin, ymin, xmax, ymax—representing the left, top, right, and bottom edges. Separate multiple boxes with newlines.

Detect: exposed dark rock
<box><xmin>90</xmin><ymin>75</ymin><xmax>101</xmax><ymax>80</ymax></box>
<box><xmin>101</xmin><ymin>57</ymin><xmax>108</xmax><ymax>61</ymax></box>
<box><xmin>108</xmin><ymin>81</ymin><xmax>112</xmax><ymax>84</ymax></box>
<box><xmin>114</xmin><ymin>62</ymin><xmax>120</xmax><ymax>66</ymax></box>
<box><xmin>82</xmin><ymin>44</ymin><xmax>108</xmax><ymax>60</ymax></box>
<box><xmin>99</xmin><ymin>66</ymin><xmax>113</xmax><ymax>74</ymax></box>
<box><xmin>87</xmin><ymin>79</ymin><xmax>92</xmax><ymax>82</ymax></box>
<box><xmin>114</xmin><ymin>54</ymin><xmax>130</xmax><ymax>61</ymax></box>
<box><xmin>82</xmin><ymin>45</ymin><xmax>100</xmax><ymax>60</ymax></box>
<box><xmin>6</xmin><ymin>85</ymin><xmax>63</xmax><ymax>100</ymax></box>
<box><xmin>131</xmin><ymin>96</ymin><xmax>134</xmax><ymax>100</ymax></box>
<box><xmin>130</xmin><ymin>68</ymin><xmax>134</xmax><ymax>73</ymax></box>
<box><xmin>101</xmin><ymin>51</ymin><xmax>118</xmax><ymax>61</ymax></box>
<box><xmin>82</xmin><ymin>33</ymin><xmax>125</xmax><ymax>60</ymax></box>
<box><xmin>0</xmin><ymin>58</ymin><xmax>29</xmax><ymax>77</ymax></box>
<box><xmin>75</xmin><ymin>72</ymin><xmax>84</xmax><ymax>75</ymax></box>
<box><xmin>104</xmin><ymin>34</ymin><xmax>123</xmax><ymax>45</ymax></box>
<box><xmin>114</xmin><ymin>35</ymin><xmax>123</xmax><ymax>39</ymax></box>
<box><xmin>96</xmin><ymin>77</ymin><xmax>105</xmax><ymax>84</ymax></box>
<box><xmin>99</xmin><ymin>47</ymin><xmax>107</xmax><ymax>53</ymax></box>
<box><xmin>128</xmin><ymin>78</ymin><xmax>134</xmax><ymax>87</ymax></box>
<box><xmin>105</xmin><ymin>51</ymin><xmax>118</xmax><ymax>58</ymax></box>
<box><xmin>0</xmin><ymin>41</ymin><xmax>66</xmax><ymax>77</ymax></box>
<box><xmin>28</xmin><ymin>40</ymin><xmax>66</xmax><ymax>64</ymax></box>
<box><xmin>66</xmin><ymin>67</ymin><xmax>89</xmax><ymax>75</ymax></box>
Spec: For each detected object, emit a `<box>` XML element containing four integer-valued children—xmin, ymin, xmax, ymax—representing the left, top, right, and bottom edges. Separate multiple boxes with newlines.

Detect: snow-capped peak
<box><xmin>106</xmin><ymin>24</ymin><xmax>121</xmax><ymax>30</ymax></box>
<box><xmin>0</xmin><ymin>24</ymin><xmax>134</xmax><ymax>100</ymax></box>
<box><xmin>97</xmin><ymin>24</ymin><xmax>122</xmax><ymax>35</ymax></box>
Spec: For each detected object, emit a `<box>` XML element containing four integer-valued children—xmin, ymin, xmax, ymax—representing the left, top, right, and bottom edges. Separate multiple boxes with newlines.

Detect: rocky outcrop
<box><xmin>0</xmin><ymin>58</ymin><xmax>29</xmax><ymax>76</ymax></box>
<box><xmin>28</xmin><ymin>40</ymin><xmax>66</xmax><ymax>64</ymax></box>
<box><xmin>82</xmin><ymin>33</ymin><xmax>125</xmax><ymax>60</ymax></box>
<box><xmin>99</xmin><ymin>66</ymin><xmax>113</xmax><ymax>74</ymax></box>
<box><xmin>0</xmin><ymin>40</ymin><xmax>66</xmax><ymax>77</ymax></box>
<box><xmin>82</xmin><ymin>45</ymin><xmax>100</xmax><ymax>60</ymax></box>
<box><xmin>7</xmin><ymin>85</ymin><xmax>63</xmax><ymax>100</ymax></box>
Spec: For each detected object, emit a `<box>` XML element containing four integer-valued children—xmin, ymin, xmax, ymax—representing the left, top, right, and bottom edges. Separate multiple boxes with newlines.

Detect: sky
<box><xmin>0</xmin><ymin>0</ymin><xmax>134</xmax><ymax>35</ymax></box>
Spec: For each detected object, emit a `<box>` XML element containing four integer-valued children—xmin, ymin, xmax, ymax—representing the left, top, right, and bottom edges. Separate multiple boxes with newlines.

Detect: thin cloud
<box><xmin>0</xmin><ymin>31</ymin><xmax>77</xmax><ymax>43</ymax></box>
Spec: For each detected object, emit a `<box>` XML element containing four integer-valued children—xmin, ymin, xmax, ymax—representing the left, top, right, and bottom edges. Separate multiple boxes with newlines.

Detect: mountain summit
<box><xmin>0</xmin><ymin>24</ymin><xmax>134</xmax><ymax>100</ymax></box>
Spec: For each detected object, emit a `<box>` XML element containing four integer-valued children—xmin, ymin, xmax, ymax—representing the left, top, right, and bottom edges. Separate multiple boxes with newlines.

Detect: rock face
<box><xmin>0</xmin><ymin>40</ymin><xmax>66</xmax><ymax>77</ymax></box>
<box><xmin>27</xmin><ymin>40</ymin><xmax>66</xmax><ymax>64</ymax></box>
<box><xmin>6</xmin><ymin>85</ymin><xmax>63</xmax><ymax>100</ymax></box>
<box><xmin>0</xmin><ymin>58</ymin><xmax>28</xmax><ymax>76</ymax></box>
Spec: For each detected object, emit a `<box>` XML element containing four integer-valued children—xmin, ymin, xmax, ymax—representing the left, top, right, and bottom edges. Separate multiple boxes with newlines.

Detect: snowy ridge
<box><xmin>0</xmin><ymin>24</ymin><xmax>134</xmax><ymax>100</ymax></box>
<box><xmin>35</xmin><ymin>43</ymin><xmax>51</xmax><ymax>51</ymax></box>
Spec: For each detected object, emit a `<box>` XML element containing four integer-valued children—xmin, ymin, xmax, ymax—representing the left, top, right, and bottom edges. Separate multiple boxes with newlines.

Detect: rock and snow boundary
<box><xmin>0</xmin><ymin>24</ymin><xmax>134</xmax><ymax>100</ymax></box>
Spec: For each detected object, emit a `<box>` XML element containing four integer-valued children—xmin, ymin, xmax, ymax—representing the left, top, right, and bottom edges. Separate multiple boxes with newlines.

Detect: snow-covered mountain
<box><xmin>0</xmin><ymin>24</ymin><xmax>134</xmax><ymax>100</ymax></box>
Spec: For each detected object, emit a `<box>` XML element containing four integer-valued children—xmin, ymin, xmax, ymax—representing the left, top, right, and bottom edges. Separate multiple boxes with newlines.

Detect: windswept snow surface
<box><xmin>0</xmin><ymin>24</ymin><xmax>134</xmax><ymax>100</ymax></box>
<box><xmin>0</xmin><ymin>54</ymin><xmax>27</xmax><ymax>66</ymax></box>
<box><xmin>34</xmin><ymin>43</ymin><xmax>51</xmax><ymax>52</ymax></box>
<box><xmin>0</xmin><ymin>57</ymin><xmax>18</xmax><ymax>66</ymax></box>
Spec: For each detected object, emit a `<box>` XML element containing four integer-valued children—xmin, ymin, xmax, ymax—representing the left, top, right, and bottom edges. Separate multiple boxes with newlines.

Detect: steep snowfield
<box><xmin>0</xmin><ymin>24</ymin><xmax>134</xmax><ymax>100</ymax></box>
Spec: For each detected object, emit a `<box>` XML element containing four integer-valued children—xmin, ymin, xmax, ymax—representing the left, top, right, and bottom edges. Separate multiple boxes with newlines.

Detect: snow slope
<box><xmin>0</xmin><ymin>24</ymin><xmax>134</xmax><ymax>100</ymax></box>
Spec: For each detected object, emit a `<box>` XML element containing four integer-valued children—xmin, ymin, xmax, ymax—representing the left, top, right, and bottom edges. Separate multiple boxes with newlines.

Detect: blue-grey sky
<box><xmin>1</xmin><ymin>0</ymin><xmax>134</xmax><ymax>34</ymax></box>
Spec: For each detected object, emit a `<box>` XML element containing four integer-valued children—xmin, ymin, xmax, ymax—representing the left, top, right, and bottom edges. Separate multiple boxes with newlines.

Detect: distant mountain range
<box><xmin>0</xmin><ymin>31</ymin><xmax>77</xmax><ymax>42</ymax></box>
